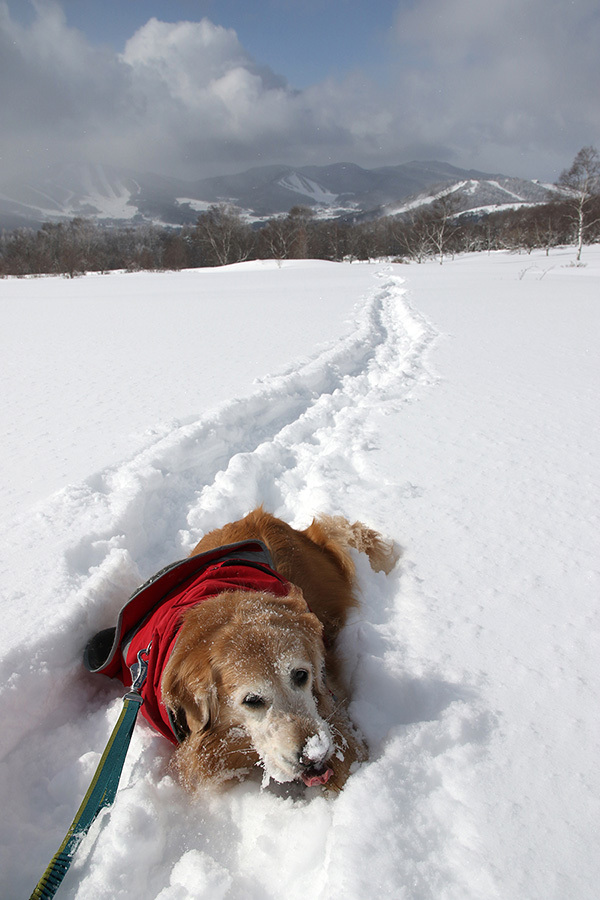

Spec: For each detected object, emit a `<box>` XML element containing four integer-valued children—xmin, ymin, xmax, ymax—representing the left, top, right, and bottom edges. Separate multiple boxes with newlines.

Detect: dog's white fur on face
<box><xmin>226</xmin><ymin>634</ymin><xmax>333</xmax><ymax>785</ymax></box>
<box><xmin>161</xmin><ymin>509</ymin><xmax>396</xmax><ymax>791</ymax></box>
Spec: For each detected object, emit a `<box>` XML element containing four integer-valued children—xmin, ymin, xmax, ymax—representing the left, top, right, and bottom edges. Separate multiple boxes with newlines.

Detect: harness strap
<box><xmin>28</xmin><ymin>645</ymin><xmax>151</xmax><ymax>900</ymax></box>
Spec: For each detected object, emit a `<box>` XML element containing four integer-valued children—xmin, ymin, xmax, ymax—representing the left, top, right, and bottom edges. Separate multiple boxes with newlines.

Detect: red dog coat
<box><xmin>84</xmin><ymin>542</ymin><xmax>291</xmax><ymax>744</ymax></box>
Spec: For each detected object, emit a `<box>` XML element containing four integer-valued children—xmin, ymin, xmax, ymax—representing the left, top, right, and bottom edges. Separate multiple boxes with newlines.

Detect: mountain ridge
<box><xmin>0</xmin><ymin>160</ymin><xmax>561</xmax><ymax>230</ymax></box>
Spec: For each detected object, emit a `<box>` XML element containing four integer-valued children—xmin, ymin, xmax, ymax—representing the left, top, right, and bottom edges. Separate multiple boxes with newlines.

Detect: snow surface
<box><xmin>3</xmin><ymin>164</ymin><xmax>141</xmax><ymax>221</ymax></box>
<box><xmin>276</xmin><ymin>173</ymin><xmax>338</xmax><ymax>205</ymax></box>
<box><xmin>176</xmin><ymin>198</ymin><xmax>214</xmax><ymax>213</ymax></box>
<box><xmin>71</xmin><ymin>166</ymin><xmax>140</xmax><ymax>220</ymax></box>
<box><xmin>388</xmin><ymin>178</ymin><xmax>546</xmax><ymax>218</ymax></box>
<box><xmin>1</xmin><ymin>249</ymin><xmax>599</xmax><ymax>899</ymax></box>
<box><xmin>456</xmin><ymin>201</ymin><xmax>537</xmax><ymax>218</ymax></box>
<box><xmin>387</xmin><ymin>180</ymin><xmax>469</xmax><ymax>215</ymax></box>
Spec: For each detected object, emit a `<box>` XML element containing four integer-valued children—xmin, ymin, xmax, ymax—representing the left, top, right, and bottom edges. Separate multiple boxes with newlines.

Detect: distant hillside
<box><xmin>386</xmin><ymin>175</ymin><xmax>562</xmax><ymax>219</ymax></box>
<box><xmin>0</xmin><ymin>160</ymin><xmax>562</xmax><ymax>230</ymax></box>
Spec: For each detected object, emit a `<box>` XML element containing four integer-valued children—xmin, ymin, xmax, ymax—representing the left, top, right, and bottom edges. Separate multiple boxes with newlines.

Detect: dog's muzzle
<box><xmin>298</xmin><ymin>729</ymin><xmax>334</xmax><ymax>786</ymax></box>
<box><xmin>299</xmin><ymin>760</ymin><xmax>334</xmax><ymax>787</ymax></box>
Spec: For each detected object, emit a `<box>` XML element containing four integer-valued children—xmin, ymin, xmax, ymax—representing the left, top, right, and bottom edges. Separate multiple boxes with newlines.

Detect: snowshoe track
<box><xmin>0</xmin><ymin>269</ymin><xmax>442</xmax><ymax>899</ymax></box>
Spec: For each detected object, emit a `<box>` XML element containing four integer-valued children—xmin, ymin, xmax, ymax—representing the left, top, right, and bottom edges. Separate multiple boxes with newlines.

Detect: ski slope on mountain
<box><xmin>0</xmin><ymin>250</ymin><xmax>599</xmax><ymax>899</ymax></box>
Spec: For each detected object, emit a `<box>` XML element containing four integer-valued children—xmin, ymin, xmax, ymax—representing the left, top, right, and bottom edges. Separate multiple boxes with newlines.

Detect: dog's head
<box><xmin>162</xmin><ymin>586</ymin><xmax>336</xmax><ymax>786</ymax></box>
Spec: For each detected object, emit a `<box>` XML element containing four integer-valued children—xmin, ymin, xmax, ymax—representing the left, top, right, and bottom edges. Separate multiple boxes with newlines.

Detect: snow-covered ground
<box><xmin>1</xmin><ymin>248</ymin><xmax>598</xmax><ymax>899</ymax></box>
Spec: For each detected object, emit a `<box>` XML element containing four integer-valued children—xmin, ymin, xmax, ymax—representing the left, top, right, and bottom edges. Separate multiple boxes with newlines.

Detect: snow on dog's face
<box><xmin>162</xmin><ymin>587</ymin><xmax>335</xmax><ymax>787</ymax></box>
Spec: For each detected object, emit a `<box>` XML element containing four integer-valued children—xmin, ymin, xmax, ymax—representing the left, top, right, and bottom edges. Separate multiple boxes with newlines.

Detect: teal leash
<box><xmin>29</xmin><ymin>644</ymin><xmax>152</xmax><ymax>900</ymax></box>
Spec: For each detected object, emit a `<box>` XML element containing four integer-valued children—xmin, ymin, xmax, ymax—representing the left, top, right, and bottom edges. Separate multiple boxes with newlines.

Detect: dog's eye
<box><xmin>242</xmin><ymin>694</ymin><xmax>265</xmax><ymax>708</ymax></box>
<box><xmin>291</xmin><ymin>668</ymin><xmax>310</xmax><ymax>688</ymax></box>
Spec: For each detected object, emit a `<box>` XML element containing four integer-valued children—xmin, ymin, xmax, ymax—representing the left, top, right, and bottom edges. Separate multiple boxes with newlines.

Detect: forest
<box><xmin>0</xmin><ymin>194</ymin><xmax>598</xmax><ymax>278</ymax></box>
<box><xmin>1</xmin><ymin>148</ymin><xmax>598</xmax><ymax>276</ymax></box>
<box><xmin>2</xmin><ymin>145</ymin><xmax>600</xmax><ymax>279</ymax></box>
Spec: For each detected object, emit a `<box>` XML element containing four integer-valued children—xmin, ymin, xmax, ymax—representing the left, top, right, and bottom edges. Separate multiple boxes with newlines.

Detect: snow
<box><xmin>176</xmin><ymin>197</ymin><xmax>214</xmax><ymax>213</ymax></box>
<box><xmin>485</xmin><ymin>179</ymin><xmax>526</xmax><ymax>201</ymax></box>
<box><xmin>1</xmin><ymin>248</ymin><xmax>599</xmax><ymax>899</ymax></box>
<box><xmin>388</xmin><ymin>179</ymin><xmax>548</xmax><ymax>218</ymax></box>
<box><xmin>72</xmin><ymin>166</ymin><xmax>140</xmax><ymax>220</ymax></box>
<box><xmin>78</xmin><ymin>189</ymin><xmax>138</xmax><ymax>221</ymax></box>
<box><xmin>302</xmin><ymin>729</ymin><xmax>332</xmax><ymax>764</ymax></box>
<box><xmin>0</xmin><ymin>260</ymin><xmax>374</xmax><ymax>514</ymax></box>
<box><xmin>177</xmin><ymin>173</ymin><xmax>342</xmax><ymax>220</ymax></box>
<box><xmin>5</xmin><ymin>164</ymin><xmax>141</xmax><ymax>221</ymax></box>
<box><xmin>388</xmin><ymin>180</ymin><xmax>469</xmax><ymax>215</ymax></box>
<box><xmin>456</xmin><ymin>201</ymin><xmax>536</xmax><ymax>217</ymax></box>
<box><xmin>277</xmin><ymin>172</ymin><xmax>338</xmax><ymax>205</ymax></box>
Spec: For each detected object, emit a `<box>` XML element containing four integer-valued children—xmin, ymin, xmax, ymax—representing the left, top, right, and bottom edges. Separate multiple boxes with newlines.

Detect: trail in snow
<box><xmin>2</xmin><ymin>268</ymin><xmax>476</xmax><ymax>900</ymax></box>
<box><xmin>0</xmin><ymin>262</ymin><xmax>375</xmax><ymax>511</ymax></box>
<box><xmin>5</xmin><ymin>250</ymin><xmax>598</xmax><ymax>900</ymax></box>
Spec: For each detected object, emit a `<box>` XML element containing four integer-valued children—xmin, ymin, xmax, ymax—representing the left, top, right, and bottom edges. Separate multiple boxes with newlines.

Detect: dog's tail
<box><xmin>306</xmin><ymin>515</ymin><xmax>398</xmax><ymax>577</ymax></box>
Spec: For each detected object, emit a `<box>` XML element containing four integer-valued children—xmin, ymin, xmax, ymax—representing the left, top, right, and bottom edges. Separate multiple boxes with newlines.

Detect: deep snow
<box><xmin>0</xmin><ymin>249</ymin><xmax>599</xmax><ymax>899</ymax></box>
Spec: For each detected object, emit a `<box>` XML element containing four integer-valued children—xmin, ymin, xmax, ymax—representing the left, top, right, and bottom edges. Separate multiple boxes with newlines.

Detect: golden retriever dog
<box><xmin>161</xmin><ymin>508</ymin><xmax>395</xmax><ymax>792</ymax></box>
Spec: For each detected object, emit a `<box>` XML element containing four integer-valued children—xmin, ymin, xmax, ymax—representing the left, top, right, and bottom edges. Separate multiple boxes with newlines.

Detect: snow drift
<box><xmin>0</xmin><ymin>250</ymin><xmax>599</xmax><ymax>899</ymax></box>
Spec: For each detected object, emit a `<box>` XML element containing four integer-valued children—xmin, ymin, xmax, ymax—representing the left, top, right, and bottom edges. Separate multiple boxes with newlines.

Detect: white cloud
<box><xmin>0</xmin><ymin>0</ymin><xmax>598</xmax><ymax>188</ymax></box>
<box><xmin>114</xmin><ymin>14</ymin><xmax>394</xmax><ymax>174</ymax></box>
<box><xmin>389</xmin><ymin>0</ymin><xmax>600</xmax><ymax>176</ymax></box>
<box><xmin>0</xmin><ymin>1</ymin><xmax>131</xmax><ymax>177</ymax></box>
<box><xmin>120</xmin><ymin>17</ymin><xmax>296</xmax><ymax>147</ymax></box>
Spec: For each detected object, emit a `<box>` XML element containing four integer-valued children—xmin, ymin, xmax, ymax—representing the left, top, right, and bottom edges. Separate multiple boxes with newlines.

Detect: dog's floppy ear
<box><xmin>161</xmin><ymin>607</ymin><xmax>224</xmax><ymax>738</ymax></box>
<box><xmin>162</xmin><ymin>646</ymin><xmax>218</xmax><ymax>738</ymax></box>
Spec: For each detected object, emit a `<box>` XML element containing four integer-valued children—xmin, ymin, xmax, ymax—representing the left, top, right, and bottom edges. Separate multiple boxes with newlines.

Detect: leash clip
<box><xmin>127</xmin><ymin>642</ymin><xmax>152</xmax><ymax>697</ymax></box>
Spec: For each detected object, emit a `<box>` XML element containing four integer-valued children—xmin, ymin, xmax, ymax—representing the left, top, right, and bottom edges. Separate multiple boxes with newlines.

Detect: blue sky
<box><xmin>8</xmin><ymin>0</ymin><xmax>398</xmax><ymax>87</ymax></box>
<box><xmin>1</xmin><ymin>0</ymin><xmax>599</xmax><ymax>184</ymax></box>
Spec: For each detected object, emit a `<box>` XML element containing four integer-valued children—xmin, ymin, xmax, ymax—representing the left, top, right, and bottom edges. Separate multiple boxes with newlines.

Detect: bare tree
<box><xmin>257</xmin><ymin>206</ymin><xmax>316</xmax><ymax>261</ymax></box>
<box><xmin>195</xmin><ymin>204</ymin><xmax>253</xmax><ymax>266</ymax></box>
<box><xmin>258</xmin><ymin>215</ymin><xmax>296</xmax><ymax>260</ymax></box>
<box><xmin>286</xmin><ymin>205</ymin><xmax>314</xmax><ymax>258</ymax></box>
<box><xmin>309</xmin><ymin>219</ymin><xmax>348</xmax><ymax>261</ymax></box>
<box><xmin>397</xmin><ymin>210</ymin><xmax>434</xmax><ymax>263</ymax></box>
<box><xmin>558</xmin><ymin>146</ymin><xmax>600</xmax><ymax>260</ymax></box>
<box><xmin>425</xmin><ymin>193</ymin><xmax>460</xmax><ymax>264</ymax></box>
<box><xmin>530</xmin><ymin>204</ymin><xmax>562</xmax><ymax>256</ymax></box>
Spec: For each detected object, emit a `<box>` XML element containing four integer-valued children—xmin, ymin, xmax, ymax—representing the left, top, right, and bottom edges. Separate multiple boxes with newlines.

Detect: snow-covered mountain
<box><xmin>0</xmin><ymin>164</ymin><xmax>192</xmax><ymax>230</ymax></box>
<box><xmin>387</xmin><ymin>175</ymin><xmax>563</xmax><ymax>219</ymax></box>
<box><xmin>0</xmin><ymin>160</ymin><xmax>560</xmax><ymax>230</ymax></box>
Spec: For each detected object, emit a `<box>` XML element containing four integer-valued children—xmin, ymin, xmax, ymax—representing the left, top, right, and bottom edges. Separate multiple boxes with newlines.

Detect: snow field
<box><xmin>0</xmin><ymin>249</ymin><xmax>599</xmax><ymax>899</ymax></box>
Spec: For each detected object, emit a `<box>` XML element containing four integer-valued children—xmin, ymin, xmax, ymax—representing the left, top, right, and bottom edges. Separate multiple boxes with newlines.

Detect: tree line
<box><xmin>1</xmin><ymin>147</ymin><xmax>599</xmax><ymax>278</ymax></box>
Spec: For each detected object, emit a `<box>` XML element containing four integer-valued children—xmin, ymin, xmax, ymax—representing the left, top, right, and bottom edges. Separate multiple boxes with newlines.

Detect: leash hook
<box><xmin>127</xmin><ymin>642</ymin><xmax>152</xmax><ymax>697</ymax></box>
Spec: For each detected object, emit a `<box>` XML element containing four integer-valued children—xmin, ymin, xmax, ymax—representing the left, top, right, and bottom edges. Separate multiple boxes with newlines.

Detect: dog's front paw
<box><xmin>323</xmin><ymin>724</ymin><xmax>367</xmax><ymax>792</ymax></box>
<box><xmin>174</xmin><ymin>725</ymin><xmax>260</xmax><ymax>791</ymax></box>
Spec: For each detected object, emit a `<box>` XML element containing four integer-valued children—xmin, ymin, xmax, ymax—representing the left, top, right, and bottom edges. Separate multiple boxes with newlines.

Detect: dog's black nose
<box><xmin>299</xmin><ymin>753</ymin><xmax>327</xmax><ymax>773</ymax></box>
<box><xmin>298</xmin><ymin>756</ymin><xmax>334</xmax><ymax>787</ymax></box>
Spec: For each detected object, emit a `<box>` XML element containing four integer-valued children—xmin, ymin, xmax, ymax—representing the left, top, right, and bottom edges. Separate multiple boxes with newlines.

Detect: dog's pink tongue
<box><xmin>301</xmin><ymin>765</ymin><xmax>334</xmax><ymax>787</ymax></box>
